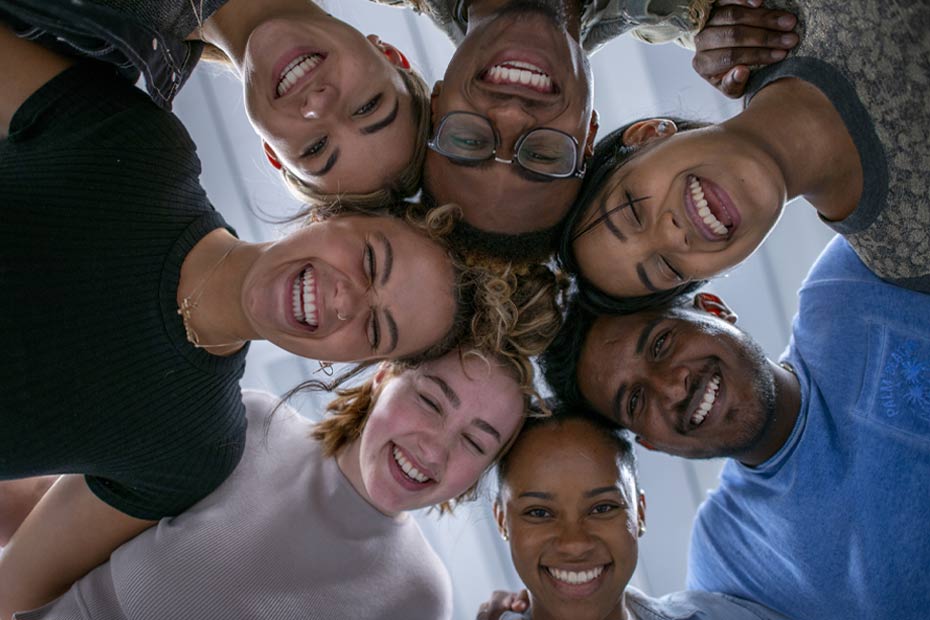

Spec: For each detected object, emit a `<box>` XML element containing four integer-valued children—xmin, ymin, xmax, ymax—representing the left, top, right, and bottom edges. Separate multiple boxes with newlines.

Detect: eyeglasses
<box><xmin>428</xmin><ymin>111</ymin><xmax>586</xmax><ymax>179</ymax></box>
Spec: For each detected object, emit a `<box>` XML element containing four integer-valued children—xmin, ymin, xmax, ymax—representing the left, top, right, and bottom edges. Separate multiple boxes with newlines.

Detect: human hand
<box><xmin>692</xmin><ymin>0</ymin><xmax>799</xmax><ymax>98</ymax></box>
<box><xmin>476</xmin><ymin>589</ymin><xmax>530</xmax><ymax>620</ymax></box>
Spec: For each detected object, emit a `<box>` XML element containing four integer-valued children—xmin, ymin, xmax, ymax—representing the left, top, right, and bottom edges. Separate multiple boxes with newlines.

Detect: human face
<box><xmin>356</xmin><ymin>352</ymin><xmax>525</xmax><ymax>514</ymax></box>
<box><xmin>577</xmin><ymin>306</ymin><xmax>777</xmax><ymax>461</ymax></box>
<box><xmin>241</xmin><ymin>16</ymin><xmax>415</xmax><ymax>194</ymax></box>
<box><xmin>240</xmin><ymin>215</ymin><xmax>455</xmax><ymax>362</ymax></box>
<box><xmin>496</xmin><ymin>419</ymin><xmax>642</xmax><ymax>620</ymax></box>
<box><xmin>425</xmin><ymin>4</ymin><xmax>595</xmax><ymax>234</ymax></box>
<box><xmin>573</xmin><ymin>125</ymin><xmax>786</xmax><ymax>297</ymax></box>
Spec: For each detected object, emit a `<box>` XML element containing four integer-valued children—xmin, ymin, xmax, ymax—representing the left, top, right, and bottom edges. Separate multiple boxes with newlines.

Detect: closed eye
<box><xmin>354</xmin><ymin>93</ymin><xmax>382</xmax><ymax>117</ymax></box>
<box><xmin>658</xmin><ymin>256</ymin><xmax>683</xmax><ymax>282</ymax></box>
<box><xmin>364</xmin><ymin>242</ymin><xmax>376</xmax><ymax>287</ymax></box>
<box><xmin>419</xmin><ymin>393</ymin><xmax>441</xmax><ymax>414</ymax></box>
<box><xmin>367</xmin><ymin>310</ymin><xmax>380</xmax><ymax>350</ymax></box>
<box><xmin>463</xmin><ymin>434</ymin><xmax>486</xmax><ymax>455</ymax></box>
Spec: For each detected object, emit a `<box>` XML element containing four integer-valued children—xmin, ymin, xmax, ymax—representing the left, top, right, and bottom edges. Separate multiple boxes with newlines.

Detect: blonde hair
<box><xmin>312</xmin><ymin>254</ymin><xmax>567</xmax><ymax>514</ymax></box>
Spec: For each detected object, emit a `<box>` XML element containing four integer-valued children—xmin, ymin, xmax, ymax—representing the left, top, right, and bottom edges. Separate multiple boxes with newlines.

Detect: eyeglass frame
<box><xmin>427</xmin><ymin>111</ymin><xmax>588</xmax><ymax>180</ymax></box>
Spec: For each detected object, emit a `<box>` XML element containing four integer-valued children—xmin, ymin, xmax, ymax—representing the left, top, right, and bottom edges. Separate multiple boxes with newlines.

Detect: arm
<box><xmin>0</xmin><ymin>476</ymin><xmax>58</xmax><ymax>546</ymax></box>
<box><xmin>691</xmin><ymin>0</ymin><xmax>798</xmax><ymax>98</ymax></box>
<box><xmin>0</xmin><ymin>21</ymin><xmax>73</xmax><ymax>137</ymax></box>
<box><xmin>0</xmin><ymin>475</ymin><xmax>156</xmax><ymax>620</ymax></box>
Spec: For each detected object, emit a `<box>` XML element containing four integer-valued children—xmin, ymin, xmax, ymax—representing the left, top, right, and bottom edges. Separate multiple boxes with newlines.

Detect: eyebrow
<box><xmin>310</xmin><ymin>149</ymin><xmax>340</xmax><ymax>176</ymax></box>
<box><xmin>517</xmin><ymin>487</ymin><xmax>620</xmax><ymax>500</ymax></box>
<box><xmin>425</xmin><ymin>375</ymin><xmax>460</xmax><ymax>408</ymax></box>
<box><xmin>611</xmin><ymin>315</ymin><xmax>664</xmax><ymax>421</ymax></box>
<box><xmin>375</xmin><ymin>232</ymin><xmax>393</xmax><ymax>287</ymax></box>
<box><xmin>361</xmin><ymin>98</ymin><xmax>399</xmax><ymax>135</ymax></box>
<box><xmin>472</xmin><ymin>418</ymin><xmax>502</xmax><ymax>443</ymax></box>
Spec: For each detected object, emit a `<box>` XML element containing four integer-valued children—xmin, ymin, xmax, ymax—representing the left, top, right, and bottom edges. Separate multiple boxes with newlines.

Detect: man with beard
<box><xmin>371</xmin><ymin>0</ymin><xmax>800</xmax><ymax>259</ymax></box>
<box><xmin>542</xmin><ymin>235</ymin><xmax>930</xmax><ymax>619</ymax></box>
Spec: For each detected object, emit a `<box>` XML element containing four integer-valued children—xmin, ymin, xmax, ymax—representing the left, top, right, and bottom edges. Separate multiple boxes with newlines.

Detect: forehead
<box><xmin>504</xmin><ymin>420</ymin><xmax>628</xmax><ymax>491</ymax></box>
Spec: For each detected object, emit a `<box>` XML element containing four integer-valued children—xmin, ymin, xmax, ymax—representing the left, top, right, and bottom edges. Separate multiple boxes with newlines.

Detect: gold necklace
<box><xmin>177</xmin><ymin>242</ymin><xmax>244</xmax><ymax>350</ymax></box>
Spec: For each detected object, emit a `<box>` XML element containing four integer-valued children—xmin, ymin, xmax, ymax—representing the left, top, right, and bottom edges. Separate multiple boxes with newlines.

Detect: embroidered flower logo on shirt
<box><xmin>879</xmin><ymin>340</ymin><xmax>929</xmax><ymax>420</ymax></box>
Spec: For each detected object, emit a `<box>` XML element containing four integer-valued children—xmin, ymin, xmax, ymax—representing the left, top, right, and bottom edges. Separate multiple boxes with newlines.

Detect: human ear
<box><xmin>367</xmin><ymin>35</ymin><xmax>412</xmax><ymax>70</ymax></box>
<box><xmin>621</xmin><ymin>118</ymin><xmax>678</xmax><ymax>147</ymax></box>
<box><xmin>493</xmin><ymin>499</ymin><xmax>509</xmax><ymax>541</ymax></box>
<box><xmin>692</xmin><ymin>292</ymin><xmax>738</xmax><ymax>324</ymax></box>
<box><xmin>637</xmin><ymin>489</ymin><xmax>647</xmax><ymax>537</ymax></box>
<box><xmin>584</xmin><ymin>109</ymin><xmax>600</xmax><ymax>159</ymax></box>
<box><xmin>371</xmin><ymin>363</ymin><xmax>392</xmax><ymax>391</ymax></box>
<box><xmin>262</xmin><ymin>141</ymin><xmax>282</xmax><ymax>170</ymax></box>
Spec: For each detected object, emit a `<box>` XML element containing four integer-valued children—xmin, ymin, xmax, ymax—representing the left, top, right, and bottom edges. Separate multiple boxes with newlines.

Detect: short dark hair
<box><xmin>539</xmin><ymin>294</ymin><xmax>597</xmax><ymax>407</ymax></box>
<box><xmin>421</xmin><ymin>189</ymin><xmax>559</xmax><ymax>264</ymax></box>
<box><xmin>557</xmin><ymin>116</ymin><xmax>712</xmax><ymax>313</ymax></box>
<box><xmin>496</xmin><ymin>397</ymin><xmax>637</xmax><ymax>497</ymax></box>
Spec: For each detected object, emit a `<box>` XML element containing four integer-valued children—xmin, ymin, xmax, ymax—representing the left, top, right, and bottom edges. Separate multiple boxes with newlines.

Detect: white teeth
<box><xmin>691</xmin><ymin>375</ymin><xmax>720</xmax><ymax>427</ymax></box>
<box><xmin>291</xmin><ymin>267</ymin><xmax>319</xmax><ymax>328</ymax></box>
<box><xmin>276</xmin><ymin>54</ymin><xmax>323</xmax><ymax>97</ymax></box>
<box><xmin>485</xmin><ymin>63</ymin><xmax>553</xmax><ymax>93</ymax></box>
<box><xmin>547</xmin><ymin>566</ymin><xmax>605</xmax><ymax>585</ymax></box>
<box><xmin>689</xmin><ymin>177</ymin><xmax>728</xmax><ymax>236</ymax></box>
<box><xmin>392</xmin><ymin>447</ymin><xmax>430</xmax><ymax>483</ymax></box>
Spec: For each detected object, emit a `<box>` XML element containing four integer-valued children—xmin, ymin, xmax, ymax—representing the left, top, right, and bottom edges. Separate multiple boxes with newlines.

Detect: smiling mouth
<box><xmin>392</xmin><ymin>446</ymin><xmax>432</xmax><ymax>484</ymax></box>
<box><xmin>276</xmin><ymin>53</ymin><xmax>325</xmax><ymax>98</ymax></box>
<box><xmin>686</xmin><ymin>175</ymin><xmax>736</xmax><ymax>240</ymax></box>
<box><xmin>546</xmin><ymin>565</ymin><xmax>607</xmax><ymax>585</ymax></box>
<box><xmin>690</xmin><ymin>373</ymin><xmax>721</xmax><ymax>428</ymax></box>
<box><xmin>291</xmin><ymin>266</ymin><xmax>320</xmax><ymax>330</ymax></box>
<box><xmin>480</xmin><ymin>60</ymin><xmax>556</xmax><ymax>94</ymax></box>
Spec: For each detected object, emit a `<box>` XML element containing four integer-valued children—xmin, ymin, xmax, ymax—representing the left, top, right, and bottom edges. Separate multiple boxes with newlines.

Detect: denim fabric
<box><xmin>0</xmin><ymin>0</ymin><xmax>219</xmax><ymax>109</ymax></box>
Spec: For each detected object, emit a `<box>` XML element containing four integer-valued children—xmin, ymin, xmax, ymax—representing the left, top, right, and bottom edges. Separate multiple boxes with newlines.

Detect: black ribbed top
<box><xmin>0</xmin><ymin>62</ymin><xmax>248</xmax><ymax>519</ymax></box>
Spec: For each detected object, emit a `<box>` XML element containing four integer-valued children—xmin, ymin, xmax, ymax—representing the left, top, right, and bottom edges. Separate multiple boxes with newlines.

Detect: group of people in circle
<box><xmin>1</xmin><ymin>0</ymin><xmax>927</xmax><ymax>619</ymax></box>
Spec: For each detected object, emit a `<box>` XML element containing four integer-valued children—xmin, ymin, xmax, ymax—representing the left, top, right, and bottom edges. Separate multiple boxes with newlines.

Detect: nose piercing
<box><xmin>337</xmin><ymin>311</ymin><xmax>350</xmax><ymax>322</ymax></box>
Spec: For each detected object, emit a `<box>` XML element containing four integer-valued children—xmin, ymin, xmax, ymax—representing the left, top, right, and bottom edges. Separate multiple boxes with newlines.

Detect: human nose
<box><xmin>485</xmin><ymin>105</ymin><xmax>535</xmax><ymax>159</ymax></box>
<box><xmin>414</xmin><ymin>428</ymin><xmax>449</xmax><ymax>477</ymax></box>
<box><xmin>554</xmin><ymin>518</ymin><xmax>596</xmax><ymax>557</ymax></box>
<box><xmin>299</xmin><ymin>84</ymin><xmax>339</xmax><ymax>119</ymax></box>
<box><xmin>651</xmin><ymin>362</ymin><xmax>690</xmax><ymax>410</ymax></box>
<box><xmin>654</xmin><ymin>210</ymin><xmax>689</xmax><ymax>252</ymax></box>
<box><xmin>332</xmin><ymin>277</ymin><xmax>365</xmax><ymax>324</ymax></box>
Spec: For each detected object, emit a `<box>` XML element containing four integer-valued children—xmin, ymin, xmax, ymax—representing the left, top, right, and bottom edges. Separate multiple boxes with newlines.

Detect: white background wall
<box><xmin>173</xmin><ymin>2</ymin><xmax>835</xmax><ymax>617</ymax></box>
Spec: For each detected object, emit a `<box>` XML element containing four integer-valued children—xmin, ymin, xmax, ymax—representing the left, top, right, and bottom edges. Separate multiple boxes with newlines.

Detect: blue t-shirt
<box><xmin>688</xmin><ymin>236</ymin><xmax>930</xmax><ymax>619</ymax></box>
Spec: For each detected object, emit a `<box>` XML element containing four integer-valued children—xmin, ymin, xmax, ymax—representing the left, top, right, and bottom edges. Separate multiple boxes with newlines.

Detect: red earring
<box><xmin>635</xmin><ymin>436</ymin><xmax>656</xmax><ymax>451</ymax></box>
<box><xmin>384</xmin><ymin>47</ymin><xmax>411</xmax><ymax>70</ymax></box>
<box><xmin>262</xmin><ymin>142</ymin><xmax>282</xmax><ymax>170</ymax></box>
<box><xmin>693</xmin><ymin>292</ymin><xmax>726</xmax><ymax>318</ymax></box>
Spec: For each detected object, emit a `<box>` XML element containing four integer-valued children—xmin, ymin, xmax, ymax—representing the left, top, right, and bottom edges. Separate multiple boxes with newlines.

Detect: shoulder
<box><xmin>629</xmin><ymin>588</ymin><xmax>791</xmax><ymax>620</ymax></box>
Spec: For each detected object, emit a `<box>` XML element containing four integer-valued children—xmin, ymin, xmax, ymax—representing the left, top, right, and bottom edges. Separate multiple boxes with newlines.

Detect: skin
<box><xmin>199</xmin><ymin>0</ymin><xmax>416</xmax><ymax>193</ymax></box>
<box><xmin>181</xmin><ymin>214</ymin><xmax>457</xmax><ymax>362</ymax></box>
<box><xmin>337</xmin><ymin>352</ymin><xmax>525</xmax><ymax>515</ymax></box>
<box><xmin>573</xmin><ymin>77</ymin><xmax>862</xmax><ymax>298</ymax></box>
<box><xmin>425</xmin><ymin>0</ymin><xmax>597</xmax><ymax>234</ymax></box>
<box><xmin>494</xmin><ymin>419</ymin><xmax>646</xmax><ymax>620</ymax></box>
<box><xmin>576</xmin><ymin>298</ymin><xmax>801</xmax><ymax>466</ymax></box>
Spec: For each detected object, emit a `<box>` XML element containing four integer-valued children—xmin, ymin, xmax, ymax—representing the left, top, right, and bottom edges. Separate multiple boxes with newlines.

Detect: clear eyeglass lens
<box><xmin>436</xmin><ymin>115</ymin><xmax>495</xmax><ymax>160</ymax></box>
<box><xmin>517</xmin><ymin>129</ymin><xmax>576</xmax><ymax>176</ymax></box>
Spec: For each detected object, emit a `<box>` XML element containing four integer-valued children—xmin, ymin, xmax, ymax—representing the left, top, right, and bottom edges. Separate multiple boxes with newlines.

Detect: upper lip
<box><xmin>679</xmin><ymin>364</ymin><xmax>718</xmax><ymax>432</ymax></box>
<box><xmin>394</xmin><ymin>444</ymin><xmax>439</xmax><ymax>482</ymax></box>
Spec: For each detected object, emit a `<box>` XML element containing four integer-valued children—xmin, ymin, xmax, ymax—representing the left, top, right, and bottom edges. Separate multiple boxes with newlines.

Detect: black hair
<box><xmin>420</xmin><ymin>190</ymin><xmax>559</xmax><ymax>264</ymax></box>
<box><xmin>539</xmin><ymin>293</ymin><xmax>597</xmax><ymax>407</ymax></box>
<box><xmin>496</xmin><ymin>397</ymin><xmax>638</xmax><ymax>498</ymax></box>
<box><xmin>557</xmin><ymin>117</ymin><xmax>712</xmax><ymax>314</ymax></box>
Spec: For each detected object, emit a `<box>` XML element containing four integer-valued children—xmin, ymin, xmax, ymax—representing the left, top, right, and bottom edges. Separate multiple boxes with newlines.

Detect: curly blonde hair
<box><xmin>311</xmin><ymin>250</ymin><xmax>567</xmax><ymax>514</ymax></box>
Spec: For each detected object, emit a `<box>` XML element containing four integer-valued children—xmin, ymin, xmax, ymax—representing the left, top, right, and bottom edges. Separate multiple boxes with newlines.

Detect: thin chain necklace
<box><xmin>177</xmin><ymin>242</ymin><xmax>244</xmax><ymax>350</ymax></box>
